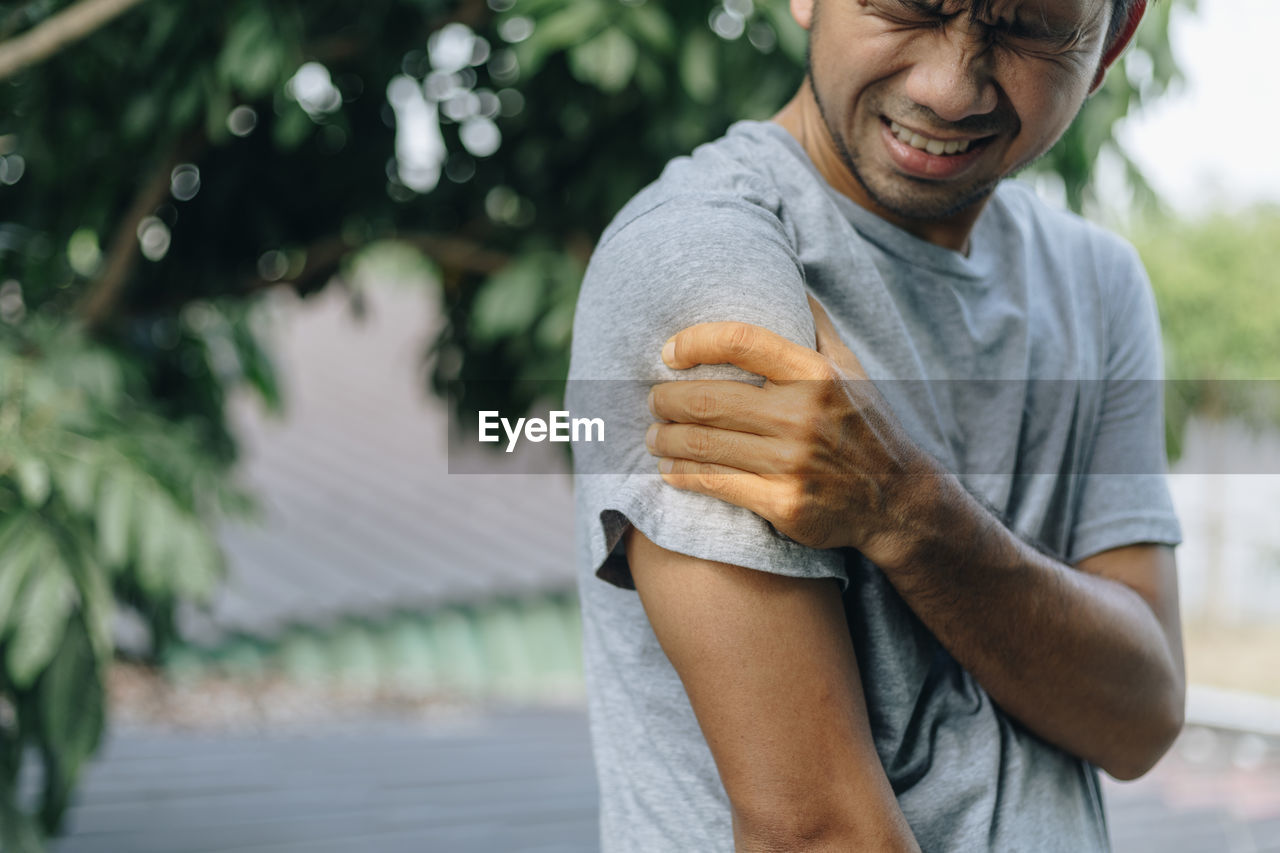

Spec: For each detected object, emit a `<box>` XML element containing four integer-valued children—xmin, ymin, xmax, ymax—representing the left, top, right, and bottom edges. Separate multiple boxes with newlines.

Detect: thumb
<box><xmin>807</xmin><ymin>295</ymin><xmax>867</xmax><ymax>378</ymax></box>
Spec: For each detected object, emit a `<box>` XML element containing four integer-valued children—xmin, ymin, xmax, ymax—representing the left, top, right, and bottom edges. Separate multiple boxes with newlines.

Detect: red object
<box><xmin>1100</xmin><ymin>0</ymin><xmax>1147</xmax><ymax>70</ymax></box>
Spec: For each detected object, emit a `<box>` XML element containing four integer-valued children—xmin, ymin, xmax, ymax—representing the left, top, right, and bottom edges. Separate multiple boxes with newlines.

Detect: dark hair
<box><xmin>1107</xmin><ymin>0</ymin><xmax>1144</xmax><ymax>51</ymax></box>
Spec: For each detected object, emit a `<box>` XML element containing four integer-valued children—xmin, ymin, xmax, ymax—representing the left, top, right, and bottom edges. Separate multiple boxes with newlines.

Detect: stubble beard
<box><xmin>805</xmin><ymin>50</ymin><xmax>1001</xmax><ymax>222</ymax></box>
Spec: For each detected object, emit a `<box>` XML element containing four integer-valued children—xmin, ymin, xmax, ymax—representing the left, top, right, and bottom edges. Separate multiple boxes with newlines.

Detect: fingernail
<box><xmin>645</xmin><ymin>423</ymin><xmax>658</xmax><ymax>451</ymax></box>
<box><xmin>647</xmin><ymin>387</ymin><xmax>656</xmax><ymax>416</ymax></box>
<box><xmin>661</xmin><ymin>338</ymin><xmax>675</xmax><ymax>366</ymax></box>
<box><xmin>658</xmin><ymin>457</ymin><xmax>673</xmax><ymax>474</ymax></box>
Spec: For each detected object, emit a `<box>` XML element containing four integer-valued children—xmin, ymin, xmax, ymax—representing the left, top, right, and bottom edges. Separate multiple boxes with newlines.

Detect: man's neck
<box><xmin>772</xmin><ymin>83</ymin><xmax>984</xmax><ymax>255</ymax></box>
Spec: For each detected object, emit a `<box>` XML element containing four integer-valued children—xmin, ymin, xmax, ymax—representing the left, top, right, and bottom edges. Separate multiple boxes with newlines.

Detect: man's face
<box><xmin>801</xmin><ymin>0</ymin><xmax>1113</xmax><ymax>221</ymax></box>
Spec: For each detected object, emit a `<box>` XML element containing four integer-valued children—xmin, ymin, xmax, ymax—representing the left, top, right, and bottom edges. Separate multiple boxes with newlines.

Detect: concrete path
<box><xmin>50</xmin><ymin>711</ymin><xmax>1280</xmax><ymax>852</ymax></box>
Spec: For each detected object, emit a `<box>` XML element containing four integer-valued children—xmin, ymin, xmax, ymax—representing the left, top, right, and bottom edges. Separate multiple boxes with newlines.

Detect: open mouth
<box><xmin>885</xmin><ymin>119</ymin><xmax>994</xmax><ymax>156</ymax></box>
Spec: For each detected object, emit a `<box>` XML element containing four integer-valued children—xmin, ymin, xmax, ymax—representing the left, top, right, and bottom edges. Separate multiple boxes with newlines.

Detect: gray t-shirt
<box><xmin>566</xmin><ymin>120</ymin><xmax>1182</xmax><ymax>853</ymax></box>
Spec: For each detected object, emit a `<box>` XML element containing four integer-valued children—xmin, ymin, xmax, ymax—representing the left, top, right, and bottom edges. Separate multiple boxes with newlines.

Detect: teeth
<box><xmin>889</xmin><ymin>120</ymin><xmax>973</xmax><ymax>155</ymax></box>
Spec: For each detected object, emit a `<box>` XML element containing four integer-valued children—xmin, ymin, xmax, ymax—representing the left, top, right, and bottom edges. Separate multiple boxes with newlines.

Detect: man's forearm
<box><xmin>880</xmin><ymin>465</ymin><xmax>1185</xmax><ymax>779</ymax></box>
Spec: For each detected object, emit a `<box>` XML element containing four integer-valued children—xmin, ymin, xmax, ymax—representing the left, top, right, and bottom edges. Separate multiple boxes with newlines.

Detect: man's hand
<box><xmin>647</xmin><ymin>296</ymin><xmax>933</xmax><ymax>565</ymax></box>
<box><xmin>647</xmin><ymin>298</ymin><xmax>1186</xmax><ymax>781</ymax></box>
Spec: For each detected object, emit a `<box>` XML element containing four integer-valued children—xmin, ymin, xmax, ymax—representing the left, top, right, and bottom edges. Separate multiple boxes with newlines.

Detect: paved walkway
<box><xmin>52</xmin><ymin>711</ymin><xmax>597</xmax><ymax>853</ymax></box>
<box><xmin>1104</xmin><ymin>726</ymin><xmax>1280</xmax><ymax>852</ymax></box>
<box><xmin>51</xmin><ymin>711</ymin><xmax>1280</xmax><ymax>852</ymax></box>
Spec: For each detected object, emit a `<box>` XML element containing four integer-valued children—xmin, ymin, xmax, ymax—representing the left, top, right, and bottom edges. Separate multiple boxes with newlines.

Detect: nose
<box><xmin>902</xmin><ymin>26</ymin><xmax>1000</xmax><ymax>124</ymax></box>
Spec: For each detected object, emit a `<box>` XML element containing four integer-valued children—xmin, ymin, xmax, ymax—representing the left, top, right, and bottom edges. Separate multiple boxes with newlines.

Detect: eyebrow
<box><xmin>892</xmin><ymin>0</ymin><xmax>1087</xmax><ymax>45</ymax></box>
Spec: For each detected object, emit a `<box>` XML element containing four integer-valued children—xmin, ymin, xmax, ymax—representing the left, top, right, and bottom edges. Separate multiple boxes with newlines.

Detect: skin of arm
<box><xmin>625</xmin><ymin>528</ymin><xmax>921</xmax><ymax>852</ymax></box>
<box><xmin>643</xmin><ymin>300</ymin><xmax>1185</xmax><ymax>780</ymax></box>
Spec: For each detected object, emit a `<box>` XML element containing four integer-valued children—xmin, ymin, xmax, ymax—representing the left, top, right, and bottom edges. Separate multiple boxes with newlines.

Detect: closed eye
<box><xmin>872</xmin><ymin>0</ymin><xmax>952</xmax><ymax>27</ymax></box>
<box><xmin>991</xmin><ymin>22</ymin><xmax>1087</xmax><ymax>58</ymax></box>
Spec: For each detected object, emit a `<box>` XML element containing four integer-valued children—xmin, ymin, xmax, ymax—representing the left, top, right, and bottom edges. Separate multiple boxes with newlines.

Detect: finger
<box><xmin>649</xmin><ymin>380</ymin><xmax>778</xmax><ymax>433</ymax></box>
<box><xmin>662</xmin><ymin>322</ymin><xmax>824</xmax><ymax>381</ymax></box>
<box><xmin>807</xmin><ymin>295</ymin><xmax>868</xmax><ymax>379</ymax></box>
<box><xmin>647</xmin><ymin>423</ymin><xmax>794</xmax><ymax>474</ymax></box>
<box><xmin>657</xmin><ymin>457</ymin><xmax>775</xmax><ymax>516</ymax></box>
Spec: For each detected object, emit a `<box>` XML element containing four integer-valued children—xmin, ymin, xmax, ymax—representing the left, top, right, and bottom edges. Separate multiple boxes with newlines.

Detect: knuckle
<box><xmin>687</xmin><ymin>427</ymin><xmax>715</xmax><ymax>459</ymax></box>
<box><xmin>774</xmin><ymin>487</ymin><xmax>806</xmax><ymax>529</ymax></box>
<box><xmin>690</xmin><ymin>386</ymin><xmax>718</xmax><ymax>421</ymax></box>
<box><xmin>697</xmin><ymin>466</ymin><xmax>724</xmax><ymax>494</ymax></box>
<box><xmin>792</xmin><ymin>410</ymin><xmax>825</xmax><ymax>443</ymax></box>
<box><xmin>722</xmin><ymin>323</ymin><xmax>755</xmax><ymax>358</ymax></box>
<box><xmin>798</xmin><ymin>409</ymin><xmax>829</xmax><ymax>440</ymax></box>
<box><xmin>774</xmin><ymin>443</ymin><xmax>804</xmax><ymax>473</ymax></box>
<box><xmin>817</xmin><ymin>362</ymin><xmax>843</xmax><ymax>384</ymax></box>
<box><xmin>813</xmin><ymin>370</ymin><xmax>842</xmax><ymax>402</ymax></box>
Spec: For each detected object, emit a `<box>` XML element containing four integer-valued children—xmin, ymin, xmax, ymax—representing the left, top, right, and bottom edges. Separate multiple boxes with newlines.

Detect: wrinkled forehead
<box><xmin>940</xmin><ymin>0</ymin><xmax>1112</xmax><ymax>31</ymax></box>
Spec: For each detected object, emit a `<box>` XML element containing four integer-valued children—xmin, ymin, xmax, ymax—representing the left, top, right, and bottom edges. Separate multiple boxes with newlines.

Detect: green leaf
<box><xmin>515</xmin><ymin>2</ymin><xmax>606</xmax><ymax>77</ymax></box>
<box><xmin>51</xmin><ymin>452</ymin><xmax>97</xmax><ymax>517</ymax></box>
<box><xmin>120</xmin><ymin>93</ymin><xmax>161</xmax><ymax>141</ymax></box>
<box><xmin>7</xmin><ymin>552</ymin><xmax>76</xmax><ymax>688</ymax></box>
<box><xmin>535</xmin><ymin>299</ymin><xmax>575</xmax><ymax>351</ymax></box>
<box><xmin>171</xmin><ymin>522</ymin><xmax>221</xmax><ymax>601</ymax></box>
<box><xmin>471</xmin><ymin>260</ymin><xmax>546</xmax><ymax>343</ymax></box>
<box><xmin>680</xmin><ymin>30</ymin><xmax>717</xmax><ymax>104</ymax></box>
<box><xmin>64</xmin><ymin>531</ymin><xmax>115</xmax><ymax>662</ymax></box>
<box><xmin>0</xmin><ymin>795</ymin><xmax>42</xmax><ymax>853</ymax></box>
<box><xmin>36</xmin><ymin>616</ymin><xmax>105</xmax><ymax>834</ymax></box>
<box><xmin>38</xmin><ymin>618</ymin><xmax>105</xmax><ymax>784</ymax></box>
<box><xmin>0</xmin><ymin>518</ymin><xmax>36</xmax><ymax>636</ymax></box>
<box><xmin>95</xmin><ymin>471</ymin><xmax>133</xmax><ymax>570</ymax></box>
<box><xmin>135</xmin><ymin>487</ymin><xmax>176</xmax><ymax>598</ymax></box>
<box><xmin>231</xmin><ymin>313</ymin><xmax>283</xmax><ymax>413</ymax></box>
<box><xmin>272</xmin><ymin>104</ymin><xmax>314</xmax><ymax>151</ymax></box>
<box><xmin>171</xmin><ymin>75</ymin><xmax>206</xmax><ymax>130</ymax></box>
<box><xmin>568</xmin><ymin>28</ymin><xmax>638</xmax><ymax>95</ymax></box>
<box><xmin>15</xmin><ymin>457</ymin><xmax>51</xmax><ymax>508</ymax></box>
<box><xmin>219</xmin><ymin>11</ymin><xmax>286</xmax><ymax>98</ymax></box>
<box><xmin>761</xmin><ymin>1</ymin><xmax>809</xmax><ymax>64</ymax></box>
<box><xmin>624</xmin><ymin>5</ymin><xmax>676</xmax><ymax>54</ymax></box>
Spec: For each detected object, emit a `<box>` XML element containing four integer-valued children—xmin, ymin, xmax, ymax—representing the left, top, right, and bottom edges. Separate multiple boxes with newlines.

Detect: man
<box><xmin>566</xmin><ymin>0</ymin><xmax>1184</xmax><ymax>850</ymax></box>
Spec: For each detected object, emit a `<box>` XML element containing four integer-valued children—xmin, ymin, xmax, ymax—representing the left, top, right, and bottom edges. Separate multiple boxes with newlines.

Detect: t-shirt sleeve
<box><xmin>568</xmin><ymin>192</ymin><xmax>847</xmax><ymax>590</ymax></box>
<box><xmin>1067</xmin><ymin>241</ymin><xmax>1183</xmax><ymax>563</ymax></box>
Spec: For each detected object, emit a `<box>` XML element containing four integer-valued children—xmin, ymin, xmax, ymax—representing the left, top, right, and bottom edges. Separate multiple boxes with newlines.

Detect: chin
<box><xmin>860</xmin><ymin>173</ymin><xmax>998</xmax><ymax>222</ymax></box>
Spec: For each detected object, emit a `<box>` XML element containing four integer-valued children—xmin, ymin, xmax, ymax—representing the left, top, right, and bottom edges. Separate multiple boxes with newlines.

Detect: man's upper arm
<box><xmin>625</xmin><ymin>528</ymin><xmax>919</xmax><ymax>852</ymax></box>
<box><xmin>570</xmin><ymin>193</ymin><xmax>847</xmax><ymax>590</ymax></box>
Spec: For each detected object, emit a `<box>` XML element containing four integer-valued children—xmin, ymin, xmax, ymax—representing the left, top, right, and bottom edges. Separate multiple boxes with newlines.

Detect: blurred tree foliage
<box><xmin>0</xmin><ymin>0</ymin><xmax>1192</xmax><ymax>845</ymax></box>
<box><xmin>0</xmin><ymin>319</ymin><xmax>253</xmax><ymax>846</ymax></box>
<box><xmin>1133</xmin><ymin>207</ymin><xmax>1280</xmax><ymax>459</ymax></box>
<box><xmin>1038</xmin><ymin>0</ymin><xmax>1194</xmax><ymax>213</ymax></box>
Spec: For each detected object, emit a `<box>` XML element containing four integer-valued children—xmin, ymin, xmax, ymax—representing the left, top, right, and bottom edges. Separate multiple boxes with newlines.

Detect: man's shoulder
<box><xmin>570</xmin><ymin>124</ymin><xmax>817</xmax><ymax>382</ymax></box>
<box><xmin>992</xmin><ymin>180</ymin><xmax>1137</xmax><ymax>265</ymax></box>
<box><xmin>990</xmin><ymin>181</ymin><xmax>1152</xmax><ymax>341</ymax></box>
<box><xmin>599</xmin><ymin>121</ymin><xmax>799</xmax><ymax>250</ymax></box>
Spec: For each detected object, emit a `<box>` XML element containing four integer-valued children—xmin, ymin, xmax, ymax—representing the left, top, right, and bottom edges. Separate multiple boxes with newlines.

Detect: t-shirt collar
<box><xmin>753</xmin><ymin>120</ymin><xmax>998</xmax><ymax>282</ymax></box>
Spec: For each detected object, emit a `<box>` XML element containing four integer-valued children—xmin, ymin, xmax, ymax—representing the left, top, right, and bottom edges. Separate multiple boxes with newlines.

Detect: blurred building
<box><xmin>150</xmin><ymin>275</ymin><xmax>580</xmax><ymax>700</ymax></box>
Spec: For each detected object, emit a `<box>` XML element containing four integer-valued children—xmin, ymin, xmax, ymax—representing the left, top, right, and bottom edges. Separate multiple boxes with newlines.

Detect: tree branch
<box><xmin>239</xmin><ymin>231</ymin><xmax>510</xmax><ymax>299</ymax></box>
<box><xmin>401</xmin><ymin>232</ymin><xmax>509</xmax><ymax>276</ymax></box>
<box><xmin>0</xmin><ymin>0</ymin><xmax>153</xmax><ymax>82</ymax></box>
<box><xmin>73</xmin><ymin>132</ymin><xmax>203</xmax><ymax>331</ymax></box>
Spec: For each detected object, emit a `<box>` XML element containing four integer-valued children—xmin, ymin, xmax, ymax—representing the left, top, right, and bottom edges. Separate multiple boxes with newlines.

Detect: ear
<box><xmin>791</xmin><ymin>0</ymin><xmax>815</xmax><ymax>30</ymax></box>
<box><xmin>1090</xmin><ymin>0</ymin><xmax>1145</xmax><ymax>95</ymax></box>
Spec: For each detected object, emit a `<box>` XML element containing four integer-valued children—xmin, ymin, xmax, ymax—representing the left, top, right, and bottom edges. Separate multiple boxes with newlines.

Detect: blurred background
<box><xmin>0</xmin><ymin>0</ymin><xmax>1277</xmax><ymax>850</ymax></box>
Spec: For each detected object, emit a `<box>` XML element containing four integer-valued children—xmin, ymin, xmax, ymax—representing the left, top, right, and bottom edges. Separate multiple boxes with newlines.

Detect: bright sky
<box><xmin>1118</xmin><ymin>0</ymin><xmax>1279</xmax><ymax>215</ymax></box>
